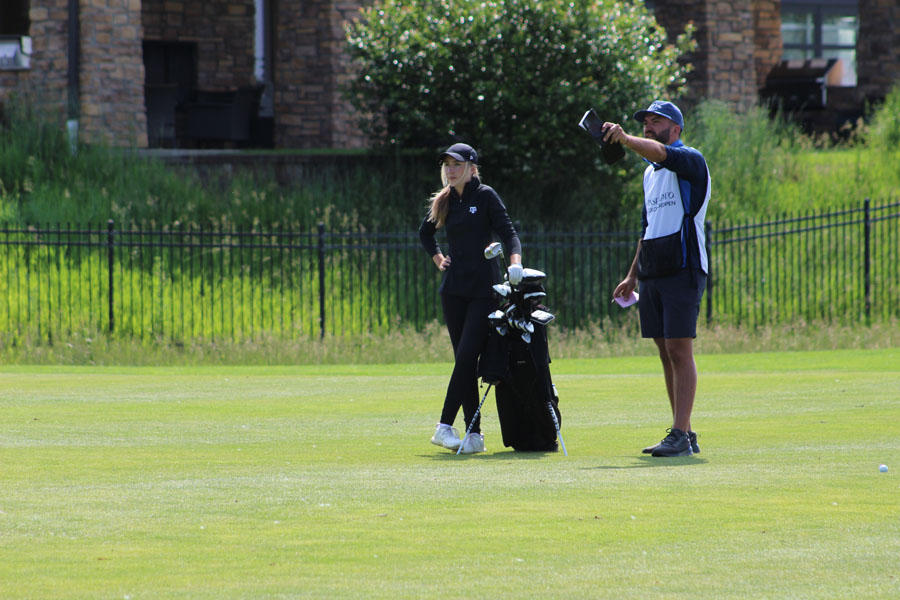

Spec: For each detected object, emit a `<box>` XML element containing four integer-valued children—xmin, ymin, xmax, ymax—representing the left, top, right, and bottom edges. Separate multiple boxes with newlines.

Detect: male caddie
<box><xmin>605</xmin><ymin>100</ymin><xmax>711</xmax><ymax>457</ymax></box>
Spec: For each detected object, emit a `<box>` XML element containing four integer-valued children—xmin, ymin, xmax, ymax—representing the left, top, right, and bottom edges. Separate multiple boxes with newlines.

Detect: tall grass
<box><xmin>2</xmin><ymin>87</ymin><xmax>900</xmax><ymax>362</ymax></box>
<box><xmin>4</xmin><ymin>87</ymin><xmax>900</xmax><ymax>229</ymax></box>
<box><xmin>2</xmin><ymin>316</ymin><xmax>897</xmax><ymax>366</ymax></box>
<box><xmin>690</xmin><ymin>97</ymin><xmax>900</xmax><ymax>220</ymax></box>
<box><xmin>0</xmin><ymin>91</ymin><xmax>439</xmax><ymax>229</ymax></box>
<box><xmin>868</xmin><ymin>83</ymin><xmax>900</xmax><ymax>151</ymax></box>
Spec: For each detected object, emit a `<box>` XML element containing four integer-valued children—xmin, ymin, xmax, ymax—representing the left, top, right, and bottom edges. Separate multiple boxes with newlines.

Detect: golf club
<box><xmin>456</xmin><ymin>383</ymin><xmax>493</xmax><ymax>455</ymax></box>
<box><xmin>521</xmin><ymin>267</ymin><xmax>546</xmax><ymax>284</ymax></box>
<box><xmin>484</xmin><ymin>241</ymin><xmax>510</xmax><ymax>283</ymax></box>
<box><xmin>492</xmin><ymin>283</ymin><xmax>512</xmax><ymax>298</ymax></box>
<box><xmin>484</xmin><ymin>241</ymin><xmax>505</xmax><ymax>262</ymax></box>
<box><xmin>530</xmin><ymin>309</ymin><xmax>555</xmax><ymax>325</ymax></box>
<box><xmin>547</xmin><ymin>400</ymin><xmax>567</xmax><ymax>456</ymax></box>
<box><xmin>549</xmin><ymin>385</ymin><xmax>567</xmax><ymax>456</ymax></box>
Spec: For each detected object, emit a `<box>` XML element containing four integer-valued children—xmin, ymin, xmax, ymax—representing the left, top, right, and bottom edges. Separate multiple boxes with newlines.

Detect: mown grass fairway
<box><xmin>2</xmin><ymin>349</ymin><xmax>898</xmax><ymax>599</ymax></box>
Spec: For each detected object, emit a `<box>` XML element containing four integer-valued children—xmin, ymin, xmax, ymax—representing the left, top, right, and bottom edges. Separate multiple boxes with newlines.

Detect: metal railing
<box><xmin>0</xmin><ymin>199</ymin><xmax>897</xmax><ymax>343</ymax></box>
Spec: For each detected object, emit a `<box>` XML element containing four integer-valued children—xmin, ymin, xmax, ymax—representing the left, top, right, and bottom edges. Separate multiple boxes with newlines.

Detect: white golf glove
<box><xmin>507</xmin><ymin>263</ymin><xmax>524</xmax><ymax>286</ymax></box>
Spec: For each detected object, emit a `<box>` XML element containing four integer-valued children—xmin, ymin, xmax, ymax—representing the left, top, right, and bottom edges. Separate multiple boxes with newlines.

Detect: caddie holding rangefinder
<box><xmin>608</xmin><ymin>100</ymin><xmax>712</xmax><ymax>458</ymax></box>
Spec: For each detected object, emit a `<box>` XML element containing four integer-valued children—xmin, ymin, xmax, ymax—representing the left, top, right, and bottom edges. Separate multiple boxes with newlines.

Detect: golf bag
<box><xmin>478</xmin><ymin>269</ymin><xmax>562</xmax><ymax>452</ymax></box>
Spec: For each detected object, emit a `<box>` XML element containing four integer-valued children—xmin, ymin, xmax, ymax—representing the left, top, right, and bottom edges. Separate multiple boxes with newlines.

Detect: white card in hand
<box><xmin>613</xmin><ymin>291</ymin><xmax>639</xmax><ymax>308</ymax></box>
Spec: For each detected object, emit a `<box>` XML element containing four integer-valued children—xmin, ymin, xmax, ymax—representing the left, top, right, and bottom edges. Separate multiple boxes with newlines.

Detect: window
<box><xmin>782</xmin><ymin>1</ymin><xmax>858</xmax><ymax>86</ymax></box>
<box><xmin>0</xmin><ymin>1</ymin><xmax>29</xmax><ymax>36</ymax></box>
<box><xmin>0</xmin><ymin>0</ymin><xmax>30</xmax><ymax>70</ymax></box>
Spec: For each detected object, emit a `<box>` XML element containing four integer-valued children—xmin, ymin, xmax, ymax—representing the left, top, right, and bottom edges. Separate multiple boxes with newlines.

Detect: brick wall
<box><xmin>650</xmin><ymin>0</ymin><xmax>780</xmax><ymax>112</ymax></box>
<box><xmin>708</xmin><ymin>0</ymin><xmax>758</xmax><ymax>110</ymax></box>
<box><xmin>0</xmin><ymin>1</ymin><xmax>147</xmax><ymax>147</ymax></box>
<box><xmin>273</xmin><ymin>0</ymin><xmax>367</xmax><ymax>149</ymax></box>
<box><xmin>3</xmin><ymin>1</ymin><xmax>895</xmax><ymax>151</ymax></box>
<box><xmin>650</xmin><ymin>0</ymin><xmax>710</xmax><ymax>111</ymax></box>
<box><xmin>79</xmin><ymin>0</ymin><xmax>147</xmax><ymax>147</ymax></box>
<box><xmin>142</xmin><ymin>0</ymin><xmax>255</xmax><ymax>91</ymax></box>
<box><xmin>857</xmin><ymin>0</ymin><xmax>900</xmax><ymax>102</ymax></box>
<box><xmin>752</xmin><ymin>0</ymin><xmax>782</xmax><ymax>89</ymax></box>
<box><xmin>0</xmin><ymin>1</ymin><xmax>69</xmax><ymax>118</ymax></box>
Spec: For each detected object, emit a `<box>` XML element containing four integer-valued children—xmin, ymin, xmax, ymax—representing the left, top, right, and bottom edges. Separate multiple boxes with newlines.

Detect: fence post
<box><xmin>107</xmin><ymin>219</ymin><xmax>115</xmax><ymax>332</ymax></box>
<box><xmin>318</xmin><ymin>222</ymin><xmax>326</xmax><ymax>339</ymax></box>
<box><xmin>705</xmin><ymin>220</ymin><xmax>713</xmax><ymax>324</ymax></box>
<box><xmin>863</xmin><ymin>198</ymin><xmax>871</xmax><ymax>323</ymax></box>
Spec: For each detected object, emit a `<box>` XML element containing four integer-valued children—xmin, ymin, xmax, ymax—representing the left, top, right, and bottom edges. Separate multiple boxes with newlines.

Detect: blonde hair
<box><xmin>427</xmin><ymin>162</ymin><xmax>479</xmax><ymax>228</ymax></box>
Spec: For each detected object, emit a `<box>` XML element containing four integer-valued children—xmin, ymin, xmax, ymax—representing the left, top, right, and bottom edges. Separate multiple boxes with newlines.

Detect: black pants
<box><xmin>439</xmin><ymin>293</ymin><xmax>497</xmax><ymax>433</ymax></box>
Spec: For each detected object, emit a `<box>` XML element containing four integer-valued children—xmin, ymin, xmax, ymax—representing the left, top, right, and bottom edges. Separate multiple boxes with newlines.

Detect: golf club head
<box><xmin>492</xmin><ymin>283</ymin><xmax>512</xmax><ymax>298</ymax></box>
<box><xmin>521</xmin><ymin>331</ymin><xmax>532</xmax><ymax>344</ymax></box>
<box><xmin>521</xmin><ymin>268</ymin><xmax>546</xmax><ymax>284</ymax></box>
<box><xmin>524</xmin><ymin>321</ymin><xmax>535</xmax><ymax>334</ymax></box>
<box><xmin>495</xmin><ymin>323</ymin><xmax>508</xmax><ymax>336</ymax></box>
<box><xmin>530</xmin><ymin>309</ymin><xmax>556</xmax><ymax>325</ymax></box>
<box><xmin>484</xmin><ymin>242</ymin><xmax>504</xmax><ymax>261</ymax></box>
<box><xmin>488</xmin><ymin>309</ymin><xmax>505</xmax><ymax>321</ymax></box>
<box><xmin>523</xmin><ymin>291</ymin><xmax>546</xmax><ymax>300</ymax></box>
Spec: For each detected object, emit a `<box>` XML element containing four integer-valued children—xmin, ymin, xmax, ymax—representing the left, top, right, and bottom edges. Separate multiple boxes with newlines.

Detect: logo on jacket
<box><xmin>469</xmin><ymin>206</ymin><xmax>477</xmax><ymax>214</ymax></box>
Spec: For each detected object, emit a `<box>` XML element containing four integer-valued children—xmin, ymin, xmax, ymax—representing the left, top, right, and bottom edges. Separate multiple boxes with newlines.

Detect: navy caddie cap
<box><xmin>633</xmin><ymin>100</ymin><xmax>684</xmax><ymax>130</ymax></box>
<box><xmin>439</xmin><ymin>143</ymin><xmax>478</xmax><ymax>164</ymax></box>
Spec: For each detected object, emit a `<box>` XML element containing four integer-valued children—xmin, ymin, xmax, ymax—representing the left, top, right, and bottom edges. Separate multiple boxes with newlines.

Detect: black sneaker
<box><xmin>651</xmin><ymin>428</ymin><xmax>693</xmax><ymax>457</ymax></box>
<box><xmin>643</xmin><ymin>429</ymin><xmax>700</xmax><ymax>455</ymax></box>
<box><xmin>641</xmin><ymin>439</ymin><xmax>661</xmax><ymax>454</ymax></box>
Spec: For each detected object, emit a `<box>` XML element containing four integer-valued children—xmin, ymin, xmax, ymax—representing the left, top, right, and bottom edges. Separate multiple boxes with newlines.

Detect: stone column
<box><xmin>274</xmin><ymin>0</ymin><xmax>366</xmax><ymax>149</ymax></box>
<box><xmin>753</xmin><ymin>0</ymin><xmax>782</xmax><ymax>89</ymax></box>
<box><xmin>856</xmin><ymin>0</ymin><xmax>900</xmax><ymax>102</ymax></box>
<box><xmin>650</xmin><ymin>0</ymin><xmax>770</xmax><ymax>112</ymax></box>
<box><xmin>0</xmin><ymin>1</ymin><xmax>69</xmax><ymax>117</ymax></box>
<box><xmin>79</xmin><ymin>0</ymin><xmax>148</xmax><ymax>147</ymax></box>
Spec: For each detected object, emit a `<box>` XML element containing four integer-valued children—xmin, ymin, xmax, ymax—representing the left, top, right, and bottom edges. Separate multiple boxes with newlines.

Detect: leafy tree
<box><xmin>344</xmin><ymin>0</ymin><xmax>694</xmax><ymax>222</ymax></box>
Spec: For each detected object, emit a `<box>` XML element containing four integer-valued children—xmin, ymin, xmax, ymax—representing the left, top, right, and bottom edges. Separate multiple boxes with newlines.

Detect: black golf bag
<box><xmin>478</xmin><ymin>269</ymin><xmax>562</xmax><ymax>452</ymax></box>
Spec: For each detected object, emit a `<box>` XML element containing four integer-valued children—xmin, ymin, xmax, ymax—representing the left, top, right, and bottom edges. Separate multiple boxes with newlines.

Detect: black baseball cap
<box><xmin>439</xmin><ymin>143</ymin><xmax>478</xmax><ymax>164</ymax></box>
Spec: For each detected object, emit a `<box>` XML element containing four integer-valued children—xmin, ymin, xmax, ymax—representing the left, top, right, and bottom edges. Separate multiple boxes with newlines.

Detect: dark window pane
<box><xmin>0</xmin><ymin>1</ymin><xmax>30</xmax><ymax>36</ymax></box>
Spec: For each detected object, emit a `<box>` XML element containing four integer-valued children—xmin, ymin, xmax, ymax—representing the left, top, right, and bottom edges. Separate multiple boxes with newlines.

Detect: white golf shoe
<box><xmin>431</xmin><ymin>423</ymin><xmax>461</xmax><ymax>450</ymax></box>
<box><xmin>458</xmin><ymin>432</ymin><xmax>486</xmax><ymax>454</ymax></box>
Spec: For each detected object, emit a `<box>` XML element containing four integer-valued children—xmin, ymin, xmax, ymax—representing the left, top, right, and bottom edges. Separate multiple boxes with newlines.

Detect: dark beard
<box><xmin>645</xmin><ymin>127</ymin><xmax>672</xmax><ymax>144</ymax></box>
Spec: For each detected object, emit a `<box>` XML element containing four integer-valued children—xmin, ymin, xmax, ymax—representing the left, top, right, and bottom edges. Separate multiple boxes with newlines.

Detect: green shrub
<box><xmin>867</xmin><ymin>82</ymin><xmax>900</xmax><ymax>152</ymax></box>
<box><xmin>344</xmin><ymin>0</ymin><xmax>695</xmax><ymax>222</ymax></box>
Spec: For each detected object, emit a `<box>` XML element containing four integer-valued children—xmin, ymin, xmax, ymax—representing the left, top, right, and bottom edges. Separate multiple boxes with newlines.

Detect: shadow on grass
<box><xmin>420</xmin><ymin>449</ymin><xmax>561</xmax><ymax>461</ymax></box>
<box><xmin>588</xmin><ymin>455</ymin><xmax>708</xmax><ymax>469</ymax></box>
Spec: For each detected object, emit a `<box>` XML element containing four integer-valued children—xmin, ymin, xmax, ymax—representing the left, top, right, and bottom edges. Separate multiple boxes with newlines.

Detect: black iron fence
<box><xmin>0</xmin><ymin>199</ymin><xmax>897</xmax><ymax>343</ymax></box>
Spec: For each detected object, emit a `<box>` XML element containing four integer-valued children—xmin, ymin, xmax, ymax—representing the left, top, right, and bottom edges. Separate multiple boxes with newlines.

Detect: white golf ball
<box><xmin>879</xmin><ymin>464</ymin><xmax>888</xmax><ymax>473</ymax></box>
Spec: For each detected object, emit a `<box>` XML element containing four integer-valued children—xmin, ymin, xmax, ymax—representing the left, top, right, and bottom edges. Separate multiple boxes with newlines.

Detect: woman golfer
<box><xmin>419</xmin><ymin>142</ymin><xmax>523</xmax><ymax>454</ymax></box>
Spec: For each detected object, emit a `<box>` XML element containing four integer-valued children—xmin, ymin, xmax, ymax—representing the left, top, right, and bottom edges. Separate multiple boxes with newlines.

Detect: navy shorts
<box><xmin>638</xmin><ymin>269</ymin><xmax>707</xmax><ymax>339</ymax></box>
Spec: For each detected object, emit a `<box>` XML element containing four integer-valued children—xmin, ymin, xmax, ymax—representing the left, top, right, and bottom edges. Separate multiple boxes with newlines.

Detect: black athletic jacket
<box><xmin>419</xmin><ymin>176</ymin><xmax>521</xmax><ymax>298</ymax></box>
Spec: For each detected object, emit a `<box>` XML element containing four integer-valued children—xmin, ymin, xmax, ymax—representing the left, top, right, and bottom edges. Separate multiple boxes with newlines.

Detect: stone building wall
<box><xmin>0</xmin><ymin>1</ymin><xmax>147</xmax><ymax>147</ymax></box>
<box><xmin>273</xmin><ymin>0</ymin><xmax>366</xmax><ymax>149</ymax></box>
<box><xmin>141</xmin><ymin>0</ymin><xmax>256</xmax><ymax>91</ymax></box>
<box><xmin>0</xmin><ymin>1</ymin><xmax>70</xmax><ymax>118</ymax></box>
<box><xmin>856</xmin><ymin>0</ymin><xmax>900</xmax><ymax>103</ymax></box>
<box><xmin>649</xmin><ymin>0</ymin><xmax>711</xmax><ymax>111</ymax></box>
<box><xmin>650</xmin><ymin>0</ymin><xmax>780</xmax><ymax>112</ymax></box>
<box><xmin>79</xmin><ymin>0</ymin><xmax>147</xmax><ymax>147</ymax></box>
<box><xmin>2</xmin><ymin>0</ymin><xmax>896</xmax><ymax>150</ymax></box>
<box><xmin>707</xmin><ymin>0</ymin><xmax>758</xmax><ymax>110</ymax></box>
<box><xmin>752</xmin><ymin>0</ymin><xmax>782</xmax><ymax>89</ymax></box>
<box><xmin>329</xmin><ymin>0</ymin><xmax>368</xmax><ymax>149</ymax></box>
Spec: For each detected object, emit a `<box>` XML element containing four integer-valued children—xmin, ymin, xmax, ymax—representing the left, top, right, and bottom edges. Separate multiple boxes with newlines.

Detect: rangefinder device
<box><xmin>578</xmin><ymin>108</ymin><xmax>626</xmax><ymax>164</ymax></box>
